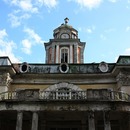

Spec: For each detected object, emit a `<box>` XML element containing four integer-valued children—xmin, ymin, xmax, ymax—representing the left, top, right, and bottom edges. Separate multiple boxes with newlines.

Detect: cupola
<box><xmin>44</xmin><ymin>18</ymin><xmax>86</xmax><ymax>64</ymax></box>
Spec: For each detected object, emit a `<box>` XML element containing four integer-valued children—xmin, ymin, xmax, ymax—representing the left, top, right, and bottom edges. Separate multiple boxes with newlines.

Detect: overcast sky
<box><xmin>0</xmin><ymin>0</ymin><xmax>130</xmax><ymax>63</ymax></box>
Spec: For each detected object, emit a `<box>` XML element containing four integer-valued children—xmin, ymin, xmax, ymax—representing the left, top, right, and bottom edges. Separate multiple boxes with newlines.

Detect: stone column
<box><xmin>45</xmin><ymin>46</ymin><xmax>49</xmax><ymax>63</ymax></box>
<box><xmin>51</xmin><ymin>45</ymin><xmax>55</xmax><ymax>63</ymax></box>
<box><xmin>74</xmin><ymin>44</ymin><xmax>78</xmax><ymax>63</ymax></box>
<box><xmin>56</xmin><ymin>45</ymin><xmax>59</xmax><ymax>63</ymax></box>
<box><xmin>31</xmin><ymin>112</ymin><xmax>38</xmax><ymax>130</ymax></box>
<box><xmin>80</xmin><ymin>47</ymin><xmax>84</xmax><ymax>63</ymax></box>
<box><xmin>70</xmin><ymin>45</ymin><xmax>73</xmax><ymax>63</ymax></box>
<box><xmin>88</xmin><ymin>111</ymin><xmax>95</xmax><ymax>130</ymax></box>
<box><xmin>104</xmin><ymin>111</ymin><xmax>111</xmax><ymax>130</ymax></box>
<box><xmin>16</xmin><ymin>111</ymin><xmax>23</xmax><ymax>130</ymax></box>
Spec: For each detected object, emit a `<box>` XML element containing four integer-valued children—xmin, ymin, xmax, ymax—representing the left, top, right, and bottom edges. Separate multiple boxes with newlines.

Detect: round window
<box><xmin>20</xmin><ymin>62</ymin><xmax>29</xmax><ymax>73</ymax></box>
<box><xmin>59</xmin><ymin>63</ymin><xmax>69</xmax><ymax>73</ymax></box>
<box><xmin>98</xmin><ymin>62</ymin><xmax>109</xmax><ymax>72</ymax></box>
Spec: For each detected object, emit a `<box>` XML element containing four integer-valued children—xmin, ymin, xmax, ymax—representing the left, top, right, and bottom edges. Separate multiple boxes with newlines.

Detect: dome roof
<box><xmin>53</xmin><ymin>18</ymin><xmax>78</xmax><ymax>39</ymax></box>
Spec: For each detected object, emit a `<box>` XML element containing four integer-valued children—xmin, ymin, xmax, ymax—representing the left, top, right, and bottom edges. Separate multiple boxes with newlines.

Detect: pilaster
<box><xmin>16</xmin><ymin>111</ymin><xmax>23</xmax><ymax>130</ymax></box>
<box><xmin>45</xmin><ymin>46</ymin><xmax>49</xmax><ymax>63</ymax></box>
<box><xmin>51</xmin><ymin>45</ymin><xmax>55</xmax><ymax>63</ymax></box>
<box><xmin>88</xmin><ymin>111</ymin><xmax>95</xmax><ymax>130</ymax></box>
<box><xmin>56</xmin><ymin>45</ymin><xmax>59</xmax><ymax>63</ymax></box>
<box><xmin>80</xmin><ymin>47</ymin><xmax>84</xmax><ymax>63</ymax></box>
<box><xmin>74</xmin><ymin>44</ymin><xmax>78</xmax><ymax>63</ymax></box>
<box><xmin>31</xmin><ymin>112</ymin><xmax>38</xmax><ymax>130</ymax></box>
<box><xmin>104</xmin><ymin>111</ymin><xmax>111</xmax><ymax>130</ymax></box>
<box><xmin>70</xmin><ymin>45</ymin><xmax>73</xmax><ymax>63</ymax></box>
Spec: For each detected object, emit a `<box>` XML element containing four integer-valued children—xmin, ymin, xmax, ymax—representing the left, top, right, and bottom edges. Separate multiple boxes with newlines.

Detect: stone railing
<box><xmin>0</xmin><ymin>91</ymin><xmax>17</xmax><ymax>100</ymax></box>
<box><xmin>39</xmin><ymin>90</ymin><xmax>87</xmax><ymax>100</ymax></box>
<box><xmin>0</xmin><ymin>89</ymin><xmax>129</xmax><ymax>101</ymax></box>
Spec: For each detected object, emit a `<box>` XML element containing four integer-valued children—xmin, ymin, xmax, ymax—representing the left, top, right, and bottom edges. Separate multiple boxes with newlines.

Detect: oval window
<box><xmin>59</xmin><ymin>63</ymin><xmax>69</xmax><ymax>73</ymax></box>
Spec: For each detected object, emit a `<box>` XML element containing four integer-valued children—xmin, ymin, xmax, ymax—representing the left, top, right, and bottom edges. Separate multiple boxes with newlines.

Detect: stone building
<box><xmin>0</xmin><ymin>18</ymin><xmax>130</xmax><ymax>130</ymax></box>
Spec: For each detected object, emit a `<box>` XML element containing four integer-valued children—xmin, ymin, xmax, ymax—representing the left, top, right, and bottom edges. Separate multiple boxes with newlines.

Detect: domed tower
<box><xmin>44</xmin><ymin>18</ymin><xmax>86</xmax><ymax>64</ymax></box>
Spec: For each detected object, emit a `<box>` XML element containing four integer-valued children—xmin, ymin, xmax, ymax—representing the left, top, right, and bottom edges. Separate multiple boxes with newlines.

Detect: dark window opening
<box><xmin>61</xmin><ymin>48</ymin><xmax>68</xmax><ymax>63</ymax></box>
<box><xmin>21</xmin><ymin>64</ymin><xmax>28</xmax><ymax>72</ymax></box>
<box><xmin>61</xmin><ymin>64</ymin><xmax>67</xmax><ymax>72</ymax></box>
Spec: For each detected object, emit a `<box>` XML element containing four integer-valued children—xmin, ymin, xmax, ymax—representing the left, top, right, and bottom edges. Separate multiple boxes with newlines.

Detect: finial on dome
<box><xmin>64</xmin><ymin>17</ymin><xmax>69</xmax><ymax>24</ymax></box>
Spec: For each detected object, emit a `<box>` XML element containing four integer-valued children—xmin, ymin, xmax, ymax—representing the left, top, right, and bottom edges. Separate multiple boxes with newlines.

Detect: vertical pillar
<box><xmin>56</xmin><ymin>45</ymin><xmax>59</xmax><ymax>63</ymax></box>
<box><xmin>104</xmin><ymin>111</ymin><xmax>111</xmax><ymax>130</ymax></box>
<box><xmin>45</xmin><ymin>47</ymin><xmax>49</xmax><ymax>63</ymax></box>
<box><xmin>31</xmin><ymin>112</ymin><xmax>38</xmax><ymax>130</ymax></box>
<box><xmin>88</xmin><ymin>111</ymin><xmax>95</xmax><ymax>130</ymax></box>
<box><xmin>51</xmin><ymin>45</ymin><xmax>55</xmax><ymax>63</ymax></box>
<box><xmin>74</xmin><ymin>44</ymin><xmax>78</xmax><ymax>63</ymax></box>
<box><xmin>80</xmin><ymin>47</ymin><xmax>84</xmax><ymax>63</ymax></box>
<box><xmin>70</xmin><ymin>45</ymin><xmax>73</xmax><ymax>63</ymax></box>
<box><xmin>16</xmin><ymin>111</ymin><xmax>23</xmax><ymax>130</ymax></box>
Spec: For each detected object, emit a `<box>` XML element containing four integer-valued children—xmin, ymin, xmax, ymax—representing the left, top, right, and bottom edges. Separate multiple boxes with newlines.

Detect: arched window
<box><xmin>60</xmin><ymin>47</ymin><xmax>69</xmax><ymax>63</ymax></box>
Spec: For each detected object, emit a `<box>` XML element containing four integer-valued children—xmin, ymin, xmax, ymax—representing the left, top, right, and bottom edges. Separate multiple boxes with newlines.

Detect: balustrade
<box><xmin>0</xmin><ymin>90</ymin><xmax>129</xmax><ymax>101</ymax></box>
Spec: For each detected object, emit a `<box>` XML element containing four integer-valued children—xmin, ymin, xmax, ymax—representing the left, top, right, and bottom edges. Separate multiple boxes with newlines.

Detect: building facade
<box><xmin>0</xmin><ymin>18</ymin><xmax>130</xmax><ymax>130</ymax></box>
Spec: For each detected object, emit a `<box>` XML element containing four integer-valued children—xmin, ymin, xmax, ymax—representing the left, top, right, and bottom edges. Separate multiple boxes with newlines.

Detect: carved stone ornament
<box><xmin>116</xmin><ymin>71</ymin><xmax>130</xmax><ymax>86</ymax></box>
<box><xmin>0</xmin><ymin>73</ymin><xmax>12</xmax><ymax>87</ymax></box>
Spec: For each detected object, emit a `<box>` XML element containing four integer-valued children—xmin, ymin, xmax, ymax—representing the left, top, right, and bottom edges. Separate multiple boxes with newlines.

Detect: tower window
<box><xmin>60</xmin><ymin>47</ymin><xmax>69</xmax><ymax>63</ymax></box>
